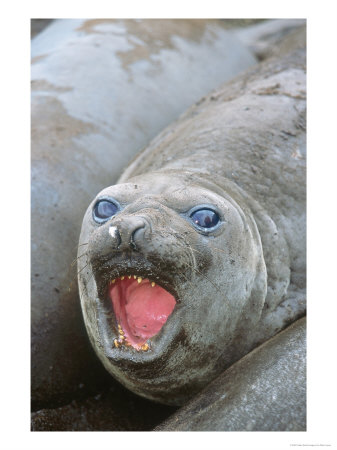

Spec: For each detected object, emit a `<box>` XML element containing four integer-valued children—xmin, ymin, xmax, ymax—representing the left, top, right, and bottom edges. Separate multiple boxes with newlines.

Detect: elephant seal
<box><xmin>78</xmin><ymin>35</ymin><xmax>306</xmax><ymax>406</ymax></box>
<box><xmin>31</xmin><ymin>18</ymin><xmax>257</xmax><ymax>410</ymax></box>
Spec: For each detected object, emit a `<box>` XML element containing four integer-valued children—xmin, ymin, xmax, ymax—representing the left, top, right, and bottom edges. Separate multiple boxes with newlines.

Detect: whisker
<box><xmin>184</xmin><ymin>261</ymin><xmax>223</xmax><ymax>295</ymax></box>
<box><xmin>169</xmin><ymin>228</ymin><xmax>227</xmax><ymax>255</ymax></box>
<box><xmin>70</xmin><ymin>252</ymin><xmax>88</xmax><ymax>267</ymax></box>
<box><xmin>164</xmin><ymin>226</ymin><xmax>223</xmax><ymax>296</ymax></box>
<box><xmin>175</xmin><ymin>238</ymin><xmax>205</xmax><ymax>257</ymax></box>
<box><xmin>70</xmin><ymin>242</ymin><xmax>88</xmax><ymax>252</ymax></box>
<box><xmin>76</xmin><ymin>261</ymin><xmax>90</xmax><ymax>277</ymax></box>
<box><xmin>178</xmin><ymin>229</ymin><xmax>227</xmax><ymax>255</ymax></box>
<box><xmin>67</xmin><ymin>260</ymin><xmax>92</xmax><ymax>292</ymax></box>
<box><xmin>205</xmin><ymin>243</ymin><xmax>227</xmax><ymax>254</ymax></box>
<box><xmin>65</xmin><ymin>248</ymin><xmax>89</xmax><ymax>291</ymax></box>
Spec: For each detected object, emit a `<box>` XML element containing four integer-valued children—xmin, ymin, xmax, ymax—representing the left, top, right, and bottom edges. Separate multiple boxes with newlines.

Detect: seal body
<box><xmin>78</xmin><ymin>42</ymin><xmax>306</xmax><ymax>405</ymax></box>
<box><xmin>155</xmin><ymin>317</ymin><xmax>306</xmax><ymax>431</ymax></box>
<box><xmin>31</xmin><ymin>18</ymin><xmax>257</xmax><ymax>409</ymax></box>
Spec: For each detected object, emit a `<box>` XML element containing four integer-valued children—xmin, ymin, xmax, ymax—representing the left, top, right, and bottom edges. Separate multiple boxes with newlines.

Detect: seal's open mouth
<box><xmin>109</xmin><ymin>276</ymin><xmax>176</xmax><ymax>351</ymax></box>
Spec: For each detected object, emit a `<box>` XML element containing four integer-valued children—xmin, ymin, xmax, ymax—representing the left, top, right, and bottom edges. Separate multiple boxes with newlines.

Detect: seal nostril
<box><xmin>130</xmin><ymin>225</ymin><xmax>146</xmax><ymax>251</ymax></box>
<box><xmin>130</xmin><ymin>240</ymin><xmax>137</xmax><ymax>251</ymax></box>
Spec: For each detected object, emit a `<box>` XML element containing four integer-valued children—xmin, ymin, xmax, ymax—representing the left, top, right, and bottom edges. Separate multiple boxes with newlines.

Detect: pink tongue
<box><xmin>125</xmin><ymin>282</ymin><xmax>176</xmax><ymax>339</ymax></box>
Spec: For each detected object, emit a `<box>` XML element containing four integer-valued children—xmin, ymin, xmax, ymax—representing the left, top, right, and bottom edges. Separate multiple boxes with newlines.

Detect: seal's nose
<box><xmin>108</xmin><ymin>225</ymin><xmax>122</xmax><ymax>247</ymax></box>
<box><xmin>109</xmin><ymin>216</ymin><xmax>147</xmax><ymax>251</ymax></box>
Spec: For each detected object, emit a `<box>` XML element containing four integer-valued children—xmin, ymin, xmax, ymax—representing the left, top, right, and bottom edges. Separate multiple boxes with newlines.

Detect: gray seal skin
<box><xmin>155</xmin><ymin>317</ymin><xmax>306</xmax><ymax>431</ymax></box>
<box><xmin>31</xmin><ymin>18</ymin><xmax>257</xmax><ymax>409</ymax></box>
<box><xmin>78</xmin><ymin>40</ymin><xmax>306</xmax><ymax>406</ymax></box>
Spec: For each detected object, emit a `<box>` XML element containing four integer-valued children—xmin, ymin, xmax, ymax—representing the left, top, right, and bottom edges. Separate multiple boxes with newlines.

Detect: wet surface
<box><xmin>31</xmin><ymin>19</ymin><xmax>53</xmax><ymax>38</ymax></box>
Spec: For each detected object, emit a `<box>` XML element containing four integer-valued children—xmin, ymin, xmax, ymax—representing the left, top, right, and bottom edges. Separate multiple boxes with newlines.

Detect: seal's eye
<box><xmin>190</xmin><ymin>208</ymin><xmax>220</xmax><ymax>230</ymax></box>
<box><xmin>93</xmin><ymin>200</ymin><xmax>118</xmax><ymax>223</ymax></box>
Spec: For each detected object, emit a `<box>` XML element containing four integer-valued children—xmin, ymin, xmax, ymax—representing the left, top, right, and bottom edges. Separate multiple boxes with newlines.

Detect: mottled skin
<box><xmin>78</xmin><ymin>46</ymin><xmax>306</xmax><ymax>405</ymax></box>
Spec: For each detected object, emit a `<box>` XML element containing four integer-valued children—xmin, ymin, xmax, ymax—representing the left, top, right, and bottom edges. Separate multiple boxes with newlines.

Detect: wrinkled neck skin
<box><xmin>78</xmin><ymin>169</ymin><xmax>299</xmax><ymax>405</ymax></box>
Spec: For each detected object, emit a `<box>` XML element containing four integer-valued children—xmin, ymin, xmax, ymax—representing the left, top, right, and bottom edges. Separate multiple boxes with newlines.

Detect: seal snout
<box><xmin>109</xmin><ymin>216</ymin><xmax>147</xmax><ymax>252</ymax></box>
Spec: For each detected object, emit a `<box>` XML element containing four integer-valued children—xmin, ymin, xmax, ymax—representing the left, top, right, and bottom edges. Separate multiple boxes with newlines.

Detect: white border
<box><xmin>2</xmin><ymin>1</ymin><xmax>337</xmax><ymax>449</ymax></box>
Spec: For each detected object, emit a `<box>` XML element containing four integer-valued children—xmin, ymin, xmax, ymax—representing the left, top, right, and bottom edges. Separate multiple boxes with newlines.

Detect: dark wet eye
<box><xmin>190</xmin><ymin>209</ymin><xmax>220</xmax><ymax>229</ymax></box>
<box><xmin>93</xmin><ymin>200</ymin><xmax>118</xmax><ymax>223</ymax></box>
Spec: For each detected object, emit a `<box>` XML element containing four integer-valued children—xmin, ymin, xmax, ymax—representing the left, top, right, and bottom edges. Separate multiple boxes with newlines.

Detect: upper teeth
<box><xmin>110</xmin><ymin>276</ymin><xmax>156</xmax><ymax>287</ymax></box>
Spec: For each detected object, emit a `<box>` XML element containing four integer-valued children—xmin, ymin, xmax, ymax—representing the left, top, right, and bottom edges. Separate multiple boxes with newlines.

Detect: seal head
<box><xmin>78</xmin><ymin>171</ymin><xmax>267</xmax><ymax>405</ymax></box>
